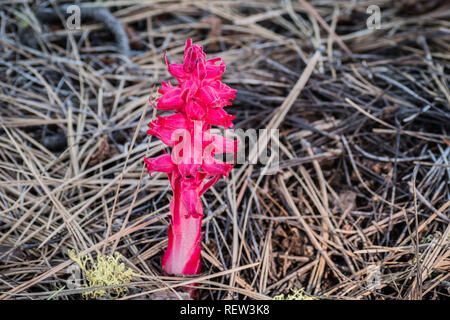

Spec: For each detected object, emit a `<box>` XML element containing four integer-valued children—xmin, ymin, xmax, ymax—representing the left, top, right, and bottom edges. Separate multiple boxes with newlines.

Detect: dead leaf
<box><xmin>88</xmin><ymin>135</ymin><xmax>110</xmax><ymax>166</ymax></box>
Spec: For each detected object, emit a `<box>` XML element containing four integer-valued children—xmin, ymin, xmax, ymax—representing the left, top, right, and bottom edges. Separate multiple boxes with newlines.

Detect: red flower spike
<box><xmin>144</xmin><ymin>39</ymin><xmax>237</xmax><ymax>281</ymax></box>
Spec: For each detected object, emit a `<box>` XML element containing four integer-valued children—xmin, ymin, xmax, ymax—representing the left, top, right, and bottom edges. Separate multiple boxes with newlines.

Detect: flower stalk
<box><xmin>144</xmin><ymin>39</ymin><xmax>237</xmax><ymax>276</ymax></box>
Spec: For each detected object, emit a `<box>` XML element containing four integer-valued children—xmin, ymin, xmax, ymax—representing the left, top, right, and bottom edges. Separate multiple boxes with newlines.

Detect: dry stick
<box><xmin>227</xmin><ymin>171</ymin><xmax>239</xmax><ymax>294</ymax></box>
<box><xmin>278</xmin><ymin>176</ymin><xmax>347</xmax><ymax>282</ymax></box>
<box><xmin>0</xmin><ymin>216</ymin><xmax>160</xmax><ymax>300</ymax></box>
<box><xmin>327</xmin><ymin>5</ymin><xmax>339</xmax><ymax>79</ymax></box>
<box><xmin>345</xmin><ymin>97</ymin><xmax>395</xmax><ymax>130</ymax></box>
<box><xmin>113</xmin><ymin>104</ymin><xmax>159</xmax><ymax>259</ymax></box>
<box><xmin>234</xmin><ymin>9</ymin><xmax>288</xmax><ymax>25</ymax></box>
<box><xmin>341</xmin><ymin>135</ymin><xmax>401</xmax><ymax>208</ymax></box>
<box><xmin>228</xmin><ymin>49</ymin><xmax>321</xmax><ymax>289</ymax></box>
<box><xmin>397</xmin><ymin>200</ymin><xmax>450</xmax><ymax>248</ymax></box>
<box><xmin>1</xmin><ymin>125</ymin><xmax>90</xmax><ymax>251</ymax></box>
<box><xmin>302</xmin><ymin>142</ymin><xmax>330</xmax><ymax>293</ymax></box>
<box><xmin>298</xmin><ymin>0</ymin><xmax>352</xmax><ymax>56</ymax></box>
<box><xmin>407</xmin><ymin>212</ymin><xmax>450</xmax><ymax>298</ymax></box>
<box><xmin>266</xmin><ymin>138</ymin><xmax>324</xmax><ymax>290</ymax></box>
<box><xmin>422</xmin><ymin>273</ymin><xmax>450</xmax><ymax>297</ymax></box>
<box><xmin>409</xmin><ymin>165</ymin><xmax>422</xmax><ymax>299</ymax></box>
<box><xmin>259</xmin><ymin>222</ymin><xmax>273</xmax><ymax>293</ymax></box>
<box><xmin>101</xmin><ymin>100</ymin><xmax>150</xmax><ymax>255</ymax></box>
<box><xmin>235</xmin><ymin>149</ymin><xmax>281</xmax><ymax>288</ymax></box>
<box><xmin>3</xmin><ymin>147</ymin><xmax>155</xmax><ymax>249</ymax></box>
<box><xmin>110</xmin><ymin>145</ymin><xmax>149</xmax><ymax>253</ymax></box>
<box><xmin>36</xmin><ymin>4</ymin><xmax>130</xmax><ymax>57</ymax></box>
<box><xmin>409</xmin><ymin>186</ymin><xmax>450</xmax><ymax>223</ymax></box>
<box><xmin>266</xmin><ymin>260</ymin><xmax>318</xmax><ymax>292</ymax></box>
<box><xmin>232</xmin><ymin>49</ymin><xmax>322</xmax><ymax>187</ymax></box>
<box><xmin>39</xmin><ymin>157</ymin><xmax>145</xmax><ymax>248</ymax></box>
<box><xmin>31</xmin><ymin>277</ymin><xmax>268</xmax><ymax>300</ymax></box>
<box><xmin>201</xmin><ymin>3</ymin><xmax>284</xmax><ymax>42</ymax></box>
<box><xmin>302</xmin><ymin>141</ymin><xmax>357</xmax><ymax>291</ymax></box>
<box><xmin>201</xmin><ymin>244</ymin><xmax>254</xmax><ymax>292</ymax></box>
<box><xmin>120</xmin><ymin>262</ymin><xmax>262</xmax><ymax>300</ymax></box>
<box><xmin>0</xmin><ymin>141</ymin><xmax>156</xmax><ymax>220</ymax></box>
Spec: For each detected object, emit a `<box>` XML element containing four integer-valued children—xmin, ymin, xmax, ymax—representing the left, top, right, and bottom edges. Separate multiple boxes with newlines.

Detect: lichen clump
<box><xmin>273</xmin><ymin>288</ymin><xmax>318</xmax><ymax>300</ymax></box>
<box><xmin>68</xmin><ymin>249</ymin><xmax>134</xmax><ymax>299</ymax></box>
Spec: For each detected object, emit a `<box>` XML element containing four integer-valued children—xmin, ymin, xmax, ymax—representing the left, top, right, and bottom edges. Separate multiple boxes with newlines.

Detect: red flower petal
<box><xmin>156</xmin><ymin>87</ymin><xmax>185</xmax><ymax>110</ymax></box>
<box><xmin>204</xmin><ymin>107</ymin><xmax>235</xmax><ymax>128</ymax></box>
<box><xmin>185</xmin><ymin>99</ymin><xmax>206</xmax><ymax>120</ymax></box>
<box><xmin>201</xmin><ymin>161</ymin><xmax>233</xmax><ymax>177</ymax></box>
<box><xmin>144</xmin><ymin>154</ymin><xmax>175</xmax><ymax>175</ymax></box>
<box><xmin>198</xmin><ymin>85</ymin><xmax>220</xmax><ymax>107</ymax></box>
<box><xmin>205</xmin><ymin>58</ymin><xmax>225</xmax><ymax>79</ymax></box>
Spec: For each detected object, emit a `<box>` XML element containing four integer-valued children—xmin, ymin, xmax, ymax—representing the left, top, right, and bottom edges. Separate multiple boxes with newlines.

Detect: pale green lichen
<box><xmin>274</xmin><ymin>288</ymin><xmax>318</xmax><ymax>300</ymax></box>
<box><xmin>68</xmin><ymin>249</ymin><xmax>134</xmax><ymax>299</ymax></box>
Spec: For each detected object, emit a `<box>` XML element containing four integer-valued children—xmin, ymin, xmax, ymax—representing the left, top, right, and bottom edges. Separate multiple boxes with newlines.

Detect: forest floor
<box><xmin>0</xmin><ymin>0</ymin><xmax>449</xmax><ymax>300</ymax></box>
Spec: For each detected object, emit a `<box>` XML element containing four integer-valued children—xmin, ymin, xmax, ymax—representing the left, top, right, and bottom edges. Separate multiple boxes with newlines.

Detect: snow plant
<box><xmin>144</xmin><ymin>39</ymin><xmax>237</xmax><ymax>275</ymax></box>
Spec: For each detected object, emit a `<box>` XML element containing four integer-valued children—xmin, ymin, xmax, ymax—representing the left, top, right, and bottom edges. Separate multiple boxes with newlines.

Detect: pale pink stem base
<box><xmin>161</xmin><ymin>178</ymin><xmax>202</xmax><ymax>275</ymax></box>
